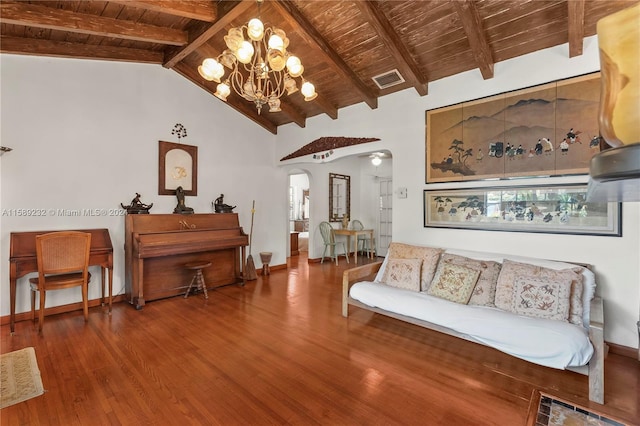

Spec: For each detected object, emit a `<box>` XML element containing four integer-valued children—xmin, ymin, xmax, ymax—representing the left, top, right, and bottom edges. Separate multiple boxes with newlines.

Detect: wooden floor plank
<box><xmin>1</xmin><ymin>253</ymin><xmax>638</xmax><ymax>425</ymax></box>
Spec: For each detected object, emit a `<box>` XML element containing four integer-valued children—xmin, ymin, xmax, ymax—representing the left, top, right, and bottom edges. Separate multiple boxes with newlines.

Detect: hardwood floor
<box><xmin>2</xmin><ymin>253</ymin><xmax>638</xmax><ymax>425</ymax></box>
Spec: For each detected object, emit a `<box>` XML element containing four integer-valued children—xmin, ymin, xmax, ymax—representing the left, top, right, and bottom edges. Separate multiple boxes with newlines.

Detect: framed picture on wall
<box><xmin>423</xmin><ymin>184</ymin><xmax>621</xmax><ymax>236</ymax></box>
<box><xmin>158</xmin><ymin>141</ymin><xmax>198</xmax><ymax>196</ymax></box>
<box><xmin>425</xmin><ymin>73</ymin><xmax>602</xmax><ymax>183</ymax></box>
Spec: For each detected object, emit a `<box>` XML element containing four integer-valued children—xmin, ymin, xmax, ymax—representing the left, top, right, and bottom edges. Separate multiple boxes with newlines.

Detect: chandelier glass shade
<box><xmin>197</xmin><ymin>7</ymin><xmax>317</xmax><ymax>114</ymax></box>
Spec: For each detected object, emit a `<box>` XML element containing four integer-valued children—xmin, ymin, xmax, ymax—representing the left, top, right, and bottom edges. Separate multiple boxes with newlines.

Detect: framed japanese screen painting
<box><xmin>423</xmin><ymin>184</ymin><xmax>621</xmax><ymax>236</ymax></box>
<box><xmin>425</xmin><ymin>73</ymin><xmax>603</xmax><ymax>183</ymax></box>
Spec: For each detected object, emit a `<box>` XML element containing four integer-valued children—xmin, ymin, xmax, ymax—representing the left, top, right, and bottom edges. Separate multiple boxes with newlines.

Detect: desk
<box><xmin>9</xmin><ymin>228</ymin><xmax>113</xmax><ymax>333</ymax></box>
<box><xmin>332</xmin><ymin>228</ymin><xmax>374</xmax><ymax>263</ymax></box>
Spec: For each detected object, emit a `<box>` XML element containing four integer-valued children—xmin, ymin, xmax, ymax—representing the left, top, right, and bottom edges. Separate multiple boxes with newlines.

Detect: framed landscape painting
<box><xmin>425</xmin><ymin>73</ymin><xmax>602</xmax><ymax>183</ymax></box>
<box><xmin>423</xmin><ymin>184</ymin><xmax>621</xmax><ymax>236</ymax></box>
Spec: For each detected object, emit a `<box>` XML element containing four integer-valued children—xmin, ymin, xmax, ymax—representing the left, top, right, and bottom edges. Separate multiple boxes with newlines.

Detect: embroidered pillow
<box><xmin>436</xmin><ymin>254</ymin><xmax>502</xmax><ymax>307</ymax></box>
<box><xmin>388</xmin><ymin>243</ymin><xmax>443</xmax><ymax>291</ymax></box>
<box><xmin>495</xmin><ymin>259</ymin><xmax>584</xmax><ymax>326</ymax></box>
<box><xmin>427</xmin><ymin>263</ymin><xmax>480</xmax><ymax>304</ymax></box>
<box><xmin>510</xmin><ymin>275</ymin><xmax>571</xmax><ymax>321</ymax></box>
<box><xmin>381</xmin><ymin>258</ymin><xmax>422</xmax><ymax>291</ymax></box>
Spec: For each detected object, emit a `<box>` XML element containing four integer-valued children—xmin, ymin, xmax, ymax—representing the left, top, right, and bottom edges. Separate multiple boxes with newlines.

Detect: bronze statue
<box><xmin>173</xmin><ymin>186</ymin><xmax>194</xmax><ymax>214</ymax></box>
<box><xmin>213</xmin><ymin>193</ymin><xmax>236</xmax><ymax>213</ymax></box>
<box><xmin>121</xmin><ymin>192</ymin><xmax>153</xmax><ymax>214</ymax></box>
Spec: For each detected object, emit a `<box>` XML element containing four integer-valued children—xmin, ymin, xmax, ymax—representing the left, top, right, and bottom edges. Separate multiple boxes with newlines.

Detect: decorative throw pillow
<box><xmin>436</xmin><ymin>254</ymin><xmax>502</xmax><ymax>307</ymax></box>
<box><xmin>427</xmin><ymin>263</ymin><xmax>480</xmax><ymax>304</ymax></box>
<box><xmin>495</xmin><ymin>259</ymin><xmax>584</xmax><ymax>326</ymax></box>
<box><xmin>380</xmin><ymin>258</ymin><xmax>422</xmax><ymax>291</ymax></box>
<box><xmin>388</xmin><ymin>243</ymin><xmax>443</xmax><ymax>291</ymax></box>
<box><xmin>510</xmin><ymin>275</ymin><xmax>571</xmax><ymax>321</ymax></box>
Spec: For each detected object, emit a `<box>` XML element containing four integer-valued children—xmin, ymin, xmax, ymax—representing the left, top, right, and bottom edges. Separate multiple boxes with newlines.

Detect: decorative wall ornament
<box><xmin>426</xmin><ymin>73</ymin><xmax>601</xmax><ymax>183</ymax></box>
<box><xmin>280</xmin><ymin>137</ymin><xmax>380</xmax><ymax>161</ymax></box>
<box><xmin>159</xmin><ymin>141</ymin><xmax>198</xmax><ymax>196</ymax></box>
<box><xmin>171</xmin><ymin>123</ymin><xmax>188</xmax><ymax>142</ymax></box>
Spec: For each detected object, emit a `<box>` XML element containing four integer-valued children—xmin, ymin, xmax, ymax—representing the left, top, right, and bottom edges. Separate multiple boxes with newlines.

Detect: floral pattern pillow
<box><xmin>495</xmin><ymin>259</ymin><xmax>584</xmax><ymax>326</ymax></box>
<box><xmin>388</xmin><ymin>243</ymin><xmax>443</xmax><ymax>291</ymax></box>
<box><xmin>510</xmin><ymin>275</ymin><xmax>571</xmax><ymax>321</ymax></box>
<box><xmin>427</xmin><ymin>263</ymin><xmax>480</xmax><ymax>304</ymax></box>
<box><xmin>381</xmin><ymin>258</ymin><xmax>422</xmax><ymax>291</ymax></box>
<box><xmin>436</xmin><ymin>254</ymin><xmax>502</xmax><ymax>307</ymax></box>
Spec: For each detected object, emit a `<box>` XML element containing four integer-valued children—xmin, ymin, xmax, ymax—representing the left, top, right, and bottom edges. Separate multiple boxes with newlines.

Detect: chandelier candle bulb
<box><xmin>197</xmin><ymin>1</ymin><xmax>318</xmax><ymax>114</ymax></box>
<box><xmin>247</xmin><ymin>18</ymin><xmax>264</xmax><ymax>41</ymax></box>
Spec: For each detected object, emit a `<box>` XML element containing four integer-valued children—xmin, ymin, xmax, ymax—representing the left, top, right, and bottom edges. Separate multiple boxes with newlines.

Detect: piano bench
<box><xmin>183</xmin><ymin>261</ymin><xmax>212</xmax><ymax>299</ymax></box>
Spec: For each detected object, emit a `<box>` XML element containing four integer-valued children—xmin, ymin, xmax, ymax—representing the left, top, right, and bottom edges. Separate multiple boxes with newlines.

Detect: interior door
<box><xmin>377</xmin><ymin>179</ymin><xmax>392</xmax><ymax>256</ymax></box>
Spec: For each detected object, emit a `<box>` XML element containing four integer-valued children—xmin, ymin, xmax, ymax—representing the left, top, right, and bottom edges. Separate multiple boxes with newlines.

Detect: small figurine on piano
<box><xmin>121</xmin><ymin>192</ymin><xmax>153</xmax><ymax>214</ymax></box>
<box><xmin>173</xmin><ymin>186</ymin><xmax>194</xmax><ymax>214</ymax></box>
<box><xmin>213</xmin><ymin>194</ymin><xmax>236</xmax><ymax>213</ymax></box>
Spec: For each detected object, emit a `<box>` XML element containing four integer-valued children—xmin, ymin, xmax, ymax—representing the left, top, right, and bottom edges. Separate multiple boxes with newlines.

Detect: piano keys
<box><xmin>124</xmin><ymin>213</ymin><xmax>248</xmax><ymax>309</ymax></box>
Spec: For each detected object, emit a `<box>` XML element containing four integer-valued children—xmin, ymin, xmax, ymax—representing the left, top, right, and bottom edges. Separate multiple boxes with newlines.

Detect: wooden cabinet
<box><xmin>290</xmin><ymin>232</ymin><xmax>299</xmax><ymax>256</ymax></box>
<box><xmin>293</xmin><ymin>219</ymin><xmax>309</xmax><ymax>232</ymax></box>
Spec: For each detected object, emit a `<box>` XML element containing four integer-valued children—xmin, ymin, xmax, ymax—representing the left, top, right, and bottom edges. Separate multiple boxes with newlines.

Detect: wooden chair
<box><xmin>29</xmin><ymin>231</ymin><xmax>92</xmax><ymax>332</ymax></box>
<box><xmin>319</xmin><ymin>221</ymin><xmax>349</xmax><ymax>265</ymax></box>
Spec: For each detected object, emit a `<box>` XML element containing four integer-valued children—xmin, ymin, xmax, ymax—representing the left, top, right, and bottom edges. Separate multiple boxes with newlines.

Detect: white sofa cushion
<box><xmin>350</xmin><ymin>281</ymin><xmax>594</xmax><ymax>369</ymax></box>
<box><xmin>510</xmin><ymin>275</ymin><xmax>572</xmax><ymax>321</ymax></box>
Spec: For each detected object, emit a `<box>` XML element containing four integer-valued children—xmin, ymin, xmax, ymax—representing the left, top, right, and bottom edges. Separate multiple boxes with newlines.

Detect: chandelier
<box><xmin>197</xmin><ymin>1</ymin><xmax>317</xmax><ymax>115</ymax></box>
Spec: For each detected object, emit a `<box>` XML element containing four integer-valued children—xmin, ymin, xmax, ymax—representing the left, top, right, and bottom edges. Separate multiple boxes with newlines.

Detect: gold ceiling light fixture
<box><xmin>197</xmin><ymin>0</ymin><xmax>317</xmax><ymax>115</ymax></box>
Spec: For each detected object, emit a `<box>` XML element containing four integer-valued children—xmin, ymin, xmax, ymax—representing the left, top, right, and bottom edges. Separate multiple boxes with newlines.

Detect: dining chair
<box><xmin>318</xmin><ymin>221</ymin><xmax>349</xmax><ymax>265</ymax></box>
<box><xmin>29</xmin><ymin>231</ymin><xmax>92</xmax><ymax>332</ymax></box>
<box><xmin>350</xmin><ymin>219</ymin><xmax>370</xmax><ymax>255</ymax></box>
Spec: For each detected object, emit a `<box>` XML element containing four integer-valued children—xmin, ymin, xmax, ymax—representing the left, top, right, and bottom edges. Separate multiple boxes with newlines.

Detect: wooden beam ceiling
<box><xmin>272</xmin><ymin>0</ymin><xmax>379</xmax><ymax>110</ymax></box>
<box><xmin>355</xmin><ymin>1</ymin><xmax>429</xmax><ymax>96</ymax></box>
<box><xmin>451</xmin><ymin>0</ymin><xmax>494</xmax><ymax>80</ymax></box>
<box><xmin>163</xmin><ymin>1</ymin><xmax>254</xmax><ymax>69</ymax></box>
<box><xmin>0</xmin><ymin>1</ymin><xmax>188</xmax><ymax>46</ymax></box>
<box><xmin>0</xmin><ymin>35</ymin><xmax>164</xmax><ymax>63</ymax></box>
<box><xmin>568</xmin><ymin>0</ymin><xmax>586</xmax><ymax>57</ymax></box>
<box><xmin>109</xmin><ymin>0</ymin><xmax>218</xmax><ymax>22</ymax></box>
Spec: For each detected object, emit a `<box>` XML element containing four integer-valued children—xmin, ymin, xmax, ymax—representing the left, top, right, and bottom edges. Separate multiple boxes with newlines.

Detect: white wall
<box><xmin>2</xmin><ymin>36</ymin><xmax>638</xmax><ymax>350</ymax></box>
<box><xmin>277</xmin><ymin>35</ymin><xmax>640</xmax><ymax>349</ymax></box>
<box><xmin>1</xmin><ymin>55</ymin><xmax>288</xmax><ymax>316</ymax></box>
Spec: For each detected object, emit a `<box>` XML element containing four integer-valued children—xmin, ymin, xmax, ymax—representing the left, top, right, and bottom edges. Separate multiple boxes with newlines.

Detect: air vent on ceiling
<box><xmin>372</xmin><ymin>69</ymin><xmax>405</xmax><ymax>89</ymax></box>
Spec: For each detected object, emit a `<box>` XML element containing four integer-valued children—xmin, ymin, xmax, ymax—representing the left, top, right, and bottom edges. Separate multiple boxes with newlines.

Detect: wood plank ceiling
<box><xmin>1</xmin><ymin>0</ymin><xmax>636</xmax><ymax>134</ymax></box>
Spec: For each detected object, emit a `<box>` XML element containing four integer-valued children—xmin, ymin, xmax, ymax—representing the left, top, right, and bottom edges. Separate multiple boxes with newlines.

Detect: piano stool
<box><xmin>183</xmin><ymin>261</ymin><xmax>212</xmax><ymax>299</ymax></box>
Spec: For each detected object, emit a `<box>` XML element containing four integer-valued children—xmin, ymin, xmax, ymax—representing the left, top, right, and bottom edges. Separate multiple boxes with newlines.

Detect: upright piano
<box><xmin>124</xmin><ymin>213</ymin><xmax>248</xmax><ymax>309</ymax></box>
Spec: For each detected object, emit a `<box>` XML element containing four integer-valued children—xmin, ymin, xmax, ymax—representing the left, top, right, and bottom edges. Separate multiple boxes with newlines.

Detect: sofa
<box><xmin>341</xmin><ymin>242</ymin><xmax>605</xmax><ymax>403</ymax></box>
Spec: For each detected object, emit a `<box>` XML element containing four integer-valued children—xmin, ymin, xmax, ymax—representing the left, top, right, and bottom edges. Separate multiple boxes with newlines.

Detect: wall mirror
<box><xmin>329</xmin><ymin>173</ymin><xmax>350</xmax><ymax>222</ymax></box>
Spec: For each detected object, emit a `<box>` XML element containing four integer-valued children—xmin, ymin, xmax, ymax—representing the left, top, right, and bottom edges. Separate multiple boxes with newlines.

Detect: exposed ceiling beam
<box><xmin>355</xmin><ymin>1</ymin><xmax>428</xmax><ymax>96</ymax></box>
<box><xmin>272</xmin><ymin>0</ymin><xmax>378</xmax><ymax>110</ymax></box>
<box><xmin>173</xmin><ymin>62</ymin><xmax>278</xmax><ymax>134</ymax></box>
<box><xmin>0</xmin><ymin>35</ymin><xmax>164</xmax><ymax>63</ymax></box>
<box><xmin>450</xmin><ymin>0</ymin><xmax>494</xmax><ymax>79</ymax></box>
<box><xmin>163</xmin><ymin>1</ymin><xmax>254</xmax><ymax>69</ymax></box>
<box><xmin>311</xmin><ymin>95</ymin><xmax>339</xmax><ymax>120</ymax></box>
<box><xmin>109</xmin><ymin>0</ymin><xmax>218</xmax><ymax>22</ymax></box>
<box><xmin>0</xmin><ymin>1</ymin><xmax>187</xmax><ymax>46</ymax></box>
<box><xmin>567</xmin><ymin>0</ymin><xmax>585</xmax><ymax>57</ymax></box>
<box><xmin>279</xmin><ymin>102</ymin><xmax>306</xmax><ymax>129</ymax></box>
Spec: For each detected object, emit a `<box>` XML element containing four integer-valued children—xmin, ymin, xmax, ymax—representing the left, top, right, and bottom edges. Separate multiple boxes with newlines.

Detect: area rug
<box><xmin>1</xmin><ymin>347</ymin><xmax>45</xmax><ymax>409</ymax></box>
<box><xmin>526</xmin><ymin>390</ymin><xmax>628</xmax><ymax>426</ymax></box>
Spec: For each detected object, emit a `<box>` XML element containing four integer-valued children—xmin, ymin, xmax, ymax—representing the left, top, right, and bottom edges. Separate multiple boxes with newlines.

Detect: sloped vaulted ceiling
<box><xmin>1</xmin><ymin>0</ymin><xmax>636</xmax><ymax>134</ymax></box>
